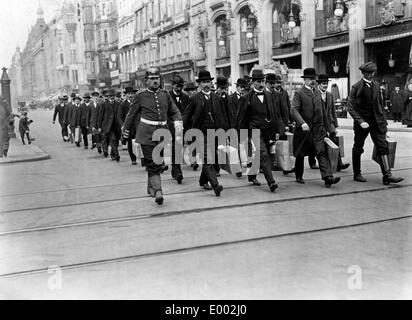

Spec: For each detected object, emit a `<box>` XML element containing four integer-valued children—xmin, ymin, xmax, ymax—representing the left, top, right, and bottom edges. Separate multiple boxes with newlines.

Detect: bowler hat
<box><xmin>60</xmin><ymin>95</ymin><xmax>69</xmax><ymax>100</ymax></box>
<box><xmin>301</xmin><ymin>68</ymin><xmax>317</xmax><ymax>79</ymax></box>
<box><xmin>83</xmin><ymin>93</ymin><xmax>91</xmax><ymax>99</ymax></box>
<box><xmin>266</xmin><ymin>73</ymin><xmax>282</xmax><ymax>84</ymax></box>
<box><xmin>250</xmin><ymin>69</ymin><xmax>265</xmax><ymax>81</ymax></box>
<box><xmin>216</xmin><ymin>76</ymin><xmax>229</xmax><ymax>88</ymax></box>
<box><xmin>235</xmin><ymin>78</ymin><xmax>248</xmax><ymax>87</ymax></box>
<box><xmin>196</xmin><ymin>70</ymin><xmax>214</xmax><ymax>83</ymax></box>
<box><xmin>316</xmin><ymin>74</ymin><xmax>331</xmax><ymax>83</ymax></box>
<box><xmin>171</xmin><ymin>74</ymin><xmax>185</xmax><ymax>86</ymax></box>
<box><xmin>359</xmin><ymin>62</ymin><xmax>377</xmax><ymax>73</ymax></box>
<box><xmin>74</xmin><ymin>96</ymin><xmax>82</xmax><ymax>101</ymax></box>
<box><xmin>184</xmin><ymin>82</ymin><xmax>197</xmax><ymax>92</ymax></box>
<box><xmin>71</xmin><ymin>93</ymin><xmax>77</xmax><ymax>98</ymax></box>
<box><xmin>91</xmin><ymin>92</ymin><xmax>100</xmax><ymax>97</ymax></box>
<box><xmin>124</xmin><ymin>87</ymin><xmax>137</xmax><ymax>94</ymax></box>
<box><xmin>116</xmin><ymin>92</ymin><xmax>122</xmax><ymax>98</ymax></box>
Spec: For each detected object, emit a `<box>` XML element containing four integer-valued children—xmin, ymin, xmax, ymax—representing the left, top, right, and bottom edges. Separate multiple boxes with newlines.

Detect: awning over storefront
<box><xmin>239</xmin><ymin>58</ymin><xmax>259</xmax><ymax>65</ymax></box>
<box><xmin>272</xmin><ymin>51</ymin><xmax>301</xmax><ymax>60</ymax></box>
<box><xmin>364</xmin><ymin>18</ymin><xmax>412</xmax><ymax>44</ymax></box>
<box><xmin>364</xmin><ymin>30</ymin><xmax>412</xmax><ymax>43</ymax></box>
<box><xmin>313</xmin><ymin>43</ymin><xmax>349</xmax><ymax>53</ymax></box>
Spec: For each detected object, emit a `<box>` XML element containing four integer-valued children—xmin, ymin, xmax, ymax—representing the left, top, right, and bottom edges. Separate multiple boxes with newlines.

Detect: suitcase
<box><xmin>217</xmin><ymin>145</ymin><xmax>242</xmax><ymax>175</ymax></box>
<box><xmin>336</xmin><ymin>135</ymin><xmax>344</xmax><ymax>157</ymax></box>
<box><xmin>324</xmin><ymin>137</ymin><xmax>339</xmax><ymax>173</ymax></box>
<box><xmin>285</xmin><ymin>132</ymin><xmax>294</xmax><ymax>156</ymax></box>
<box><xmin>273</xmin><ymin>141</ymin><xmax>295</xmax><ymax>171</ymax></box>
<box><xmin>74</xmin><ymin>127</ymin><xmax>81</xmax><ymax>143</ymax></box>
<box><xmin>372</xmin><ymin>139</ymin><xmax>396</xmax><ymax>168</ymax></box>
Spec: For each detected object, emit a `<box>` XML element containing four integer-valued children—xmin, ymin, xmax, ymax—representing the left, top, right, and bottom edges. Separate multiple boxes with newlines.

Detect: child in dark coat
<box><xmin>19</xmin><ymin>112</ymin><xmax>33</xmax><ymax>145</ymax></box>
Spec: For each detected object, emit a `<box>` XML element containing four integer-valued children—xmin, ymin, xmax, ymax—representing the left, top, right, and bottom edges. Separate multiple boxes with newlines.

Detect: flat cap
<box><xmin>359</xmin><ymin>62</ymin><xmax>377</xmax><ymax>73</ymax></box>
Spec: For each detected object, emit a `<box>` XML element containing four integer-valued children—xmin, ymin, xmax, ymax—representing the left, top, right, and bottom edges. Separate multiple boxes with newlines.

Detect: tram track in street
<box><xmin>0</xmin><ymin>182</ymin><xmax>411</xmax><ymax>237</ymax></box>
<box><xmin>0</xmin><ymin>211</ymin><xmax>411</xmax><ymax>279</ymax></box>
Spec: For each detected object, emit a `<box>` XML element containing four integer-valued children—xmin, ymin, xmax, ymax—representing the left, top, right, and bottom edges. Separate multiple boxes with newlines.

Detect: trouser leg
<box><xmin>201</xmin><ymin>138</ymin><xmax>219</xmax><ymax>188</ymax></box>
<box><xmin>295</xmin><ymin>155</ymin><xmax>305</xmax><ymax>179</ymax></box>
<box><xmin>260</xmin><ymin>134</ymin><xmax>275</xmax><ymax>185</ymax></box>
<box><xmin>81</xmin><ymin>127</ymin><xmax>88</xmax><ymax>147</ymax></box>
<box><xmin>102</xmin><ymin>134</ymin><xmax>109</xmax><ymax>153</ymax></box>
<box><xmin>141</xmin><ymin>144</ymin><xmax>163</xmax><ymax>193</ymax></box>
<box><xmin>109</xmin><ymin>131</ymin><xmax>119</xmax><ymax>158</ymax></box>
<box><xmin>317</xmin><ymin>148</ymin><xmax>333</xmax><ymax>180</ymax></box>
<box><xmin>352</xmin><ymin>123</ymin><xmax>369</xmax><ymax>174</ymax></box>
<box><xmin>20</xmin><ymin>132</ymin><xmax>25</xmax><ymax>144</ymax></box>
<box><xmin>26</xmin><ymin>132</ymin><xmax>31</xmax><ymax>144</ymax></box>
<box><xmin>308</xmin><ymin>154</ymin><xmax>316</xmax><ymax>167</ymax></box>
<box><xmin>127</xmin><ymin>137</ymin><xmax>137</xmax><ymax>163</ymax></box>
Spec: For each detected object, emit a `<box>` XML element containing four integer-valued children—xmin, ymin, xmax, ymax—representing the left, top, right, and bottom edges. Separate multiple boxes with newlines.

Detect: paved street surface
<box><xmin>0</xmin><ymin>110</ymin><xmax>411</xmax><ymax>299</ymax></box>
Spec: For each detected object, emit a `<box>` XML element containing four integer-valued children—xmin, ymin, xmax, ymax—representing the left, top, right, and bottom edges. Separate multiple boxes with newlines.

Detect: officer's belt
<box><xmin>140</xmin><ymin>118</ymin><xmax>167</xmax><ymax>126</ymax></box>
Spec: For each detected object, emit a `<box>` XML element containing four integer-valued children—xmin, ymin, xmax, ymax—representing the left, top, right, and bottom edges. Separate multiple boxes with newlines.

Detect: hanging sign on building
<box><xmin>150</xmin><ymin>36</ymin><xmax>158</xmax><ymax>49</ymax></box>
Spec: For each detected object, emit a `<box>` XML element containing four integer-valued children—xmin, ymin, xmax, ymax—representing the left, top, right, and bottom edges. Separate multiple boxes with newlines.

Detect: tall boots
<box><xmin>353</xmin><ymin>151</ymin><xmax>367</xmax><ymax>182</ymax></box>
<box><xmin>380</xmin><ymin>155</ymin><xmax>404</xmax><ymax>185</ymax></box>
<box><xmin>148</xmin><ymin>174</ymin><xmax>164</xmax><ymax>205</ymax></box>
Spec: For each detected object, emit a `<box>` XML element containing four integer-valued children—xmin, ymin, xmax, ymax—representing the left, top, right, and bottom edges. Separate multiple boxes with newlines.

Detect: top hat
<box><xmin>250</xmin><ymin>69</ymin><xmax>265</xmax><ymax>81</ymax></box>
<box><xmin>316</xmin><ymin>74</ymin><xmax>331</xmax><ymax>83</ymax></box>
<box><xmin>266</xmin><ymin>73</ymin><xmax>282</xmax><ymax>84</ymax></box>
<box><xmin>124</xmin><ymin>87</ymin><xmax>137</xmax><ymax>94</ymax></box>
<box><xmin>216</xmin><ymin>76</ymin><xmax>229</xmax><ymax>88</ymax></box>
<box><xmin>184</xmin><ymin>82</ymin><xmax>197</xmax><ymax>92</ymax></box>
<box><xmin>301</xmin><ymin>68</ymin><xmax>317</xmax><ymax>79</ymax></box>
<box><xmin>196</xmin><ymin>70</ymin><xmax>214</xmax><ymax>83</ymax></box>
<box><xmin>106</xmin><ymin>89</ymin><xmax>116</xmax><ymax>97</ymax></box>
<box><xmin>359</xmin><ymin>62</ymin><xmax>377</xmax><ymax>73</ymax></box>
<box><xmin>171</xmin><ymin>74</ymin><xmax>185</xmax><ymax>86</ymax></box>
<box><xmin>235</xmin><ymin>78</ymin><xmax>248</xmax><ymax>87</ymax></box>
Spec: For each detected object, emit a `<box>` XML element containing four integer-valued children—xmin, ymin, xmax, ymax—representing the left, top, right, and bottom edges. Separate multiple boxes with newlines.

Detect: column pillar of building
<box><xmin>345</xmin><ymin>0</ymin><xmax>366</xmax><ymax>87</ymax></box>
<box><xmin>257</xmin><ymin>0</ymin><xmax>273</xmax><ymax>68</ymax></box>
<box><xmin>206</xmin><ymin>12</ymin><xmax>217</xmax><ymax>79</ymax></box>
<box><xmin>230</xmin><ymin>5</ymin><xmax>241</xmax><ymax>89</ymax></box>
<box><xmin>300</xmin><ymin>0</ymin><xmax>316</xmax><ymax>69</ymax></box>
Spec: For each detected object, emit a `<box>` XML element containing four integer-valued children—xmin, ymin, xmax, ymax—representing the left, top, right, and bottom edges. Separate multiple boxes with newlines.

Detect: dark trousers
<box><xmin>92</xmin><ymin>132</ymin><xmax>102</xmax><ymax>148</ymax></box>
<box><xmin>127</xmin><ymin>137</ymin><xmax>137</xmax><ymax>163</ymax></box>
<box><xmin>60</xmin><ymin>123</ymin><xmax>68</xmax><ymax>139</ymax></box>
<box><xmin>352</xmin><ymin>122</ymin><xmax>388</xmax><ymax>174</ymax></box>
<box><xmin>199</xmin><ymin>138</ymin><xmax>219</xmax><ymax>188</ymax></box>
<box><xmin>80</xmin><ymin>126</ymin><xmax>89</xmax><ymax>147</ymax></box>
<box><xmin>20</xmin><ymin>131</ymin><xmax>31</xmax><ymax>144</ymax></box>
<box><xmin>308</xmin><ymin>154</ymin><xmax>317</xmax><ymax>167</ymax></box>
<box><xmin>295</xmin><ymin>142</ymin><xmax>332</xmax><ymax>180</ymax></box>
<box><xmin>248</xmin><ymin>132</ymin><xmax>275</xmax><ymax>185</ymax></box>
<box><xmin>108</xmin><ymin>131</ymin><xmax>119</xmax><ymax>158</ymax></box>
<box><xmin>102</xmin><ymin>133</ymin><xmax>110</xmax><ymax>153</ymax></box>
<box><xmin>392</xmin><ymin>112</ymin><xmax>402</xmax><ymax>122</ymax></box>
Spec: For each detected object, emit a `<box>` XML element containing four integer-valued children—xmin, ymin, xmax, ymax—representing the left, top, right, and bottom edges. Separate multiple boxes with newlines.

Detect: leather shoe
<box><xmin>310</xmin><ymin>165</ymin><xmax>319</xmax><ymax>170</ymax></box>
<box><xmin>200</xmin><ymin>183</ymin><xmax>212</xmax><ymax>190</ymax></box>
<box><xmin>132</xmin><ymin>161</ymin><xmax>137</xmax><ymax>165</ymax></box>
<box><xmin>103</xmin><ymin>152</ymin><xmax>108</xmax><ymax>158</ymax></box>
<box><xmin>236</xmin><ymin>172</ymin><xmax>242</xmax><ymax>178</ymax></box>
<box><xmin>354</xmin><ymin>174</ymin><xmax>367</xmax><ymax>182</ymax></box>
<box><xmin>383</xmin><ymin>174</ymin><xmax>404</xmax><ymax>185</ymax></box>
<box><xmin>249</xmin><ymin>178</ymin><xmax>262</xmax><ymax>186</ymax></box>
<box><xmin>116</xmin><ymin>156</ymin><xmax>120</xmax><ymax>162</ymax></box>
<box><xmin>213</xmin><ymin>184</ymin><xmax>224</xmax><ymax>197</ymax></box>
<box><xmin>161</xmin><ymin>164</ymin><xmax>169</xmax><ymax>173</ymax></box>
<box><xmin>283</xmin><ymin>168</ymin><xmax>296</xmax><ymax>175</ymax></box>
<box><xmin>269</xmin><ymin>182</ymin><xmax>279</xmax><ymax>192</ymax></box>
<box><xmin>325</xmin><ymin>176</ymin><xmax>340</xmax><ymax>188</ymax></box>
<box><xmin>296</xmin><ymin>177</ymin><xmax>305</xmax><ymax>184</ymax></box>
<box><xmin>191</xmin><ymin>163</ymin><xmax>199</xmax><ymax>171</ymax></box>
<box><xmin>176</xmin><ymin>175</ymin><xmax>183</xmax><ymax>184</ymax></box>
<box><xmin>155</xmin><ymin>191</ymin><xmax>164</xmax><ymax>205</ymax></box>
<box><xmin>338</xmin><ymin>163</ymin><xmax>350</xmax><ymax>171</ymax></box>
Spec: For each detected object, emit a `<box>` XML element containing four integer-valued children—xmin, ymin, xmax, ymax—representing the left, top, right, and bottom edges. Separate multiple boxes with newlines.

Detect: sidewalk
<box><xmin>337</xmin><ymin>116</ymin><xmax>412</xmax><ymax>132</ymax></box>
<box><xmin>0</xmin><ymin>138</ymin><xmax>50</xmax><ymax>164</ymax></box>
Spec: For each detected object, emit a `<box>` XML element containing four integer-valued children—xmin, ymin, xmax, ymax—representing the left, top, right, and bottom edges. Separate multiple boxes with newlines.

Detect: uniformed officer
<box><xmin>347</xmin><ymin>61</ymin><xmax>404</xmax><ymax>185</ymax></box>
<box><xmin>122</xmin><ymin>67</ymin><xmax>182</xmax><ymax>205</ymax></box>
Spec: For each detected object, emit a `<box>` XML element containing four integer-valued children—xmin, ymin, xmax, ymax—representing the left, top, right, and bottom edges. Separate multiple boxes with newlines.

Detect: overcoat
<box><xmin>99</xmin><ymin>100</ymin><xmax>121</xmax><ymax>138</ymax></box>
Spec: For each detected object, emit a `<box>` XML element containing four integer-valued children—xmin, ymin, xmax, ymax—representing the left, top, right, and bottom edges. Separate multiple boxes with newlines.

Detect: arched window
<box><xmin>239</xmin><ymin>6</ymin><xmax>258</xmax><ymax>52</ymax></box>
<box><xmin>215</xmin><ymin>15</ymin><xmax>230</xmax><ymax>58</ymax></box>
<box><xmin>272</xmin><ymin>1</ymin><xmax>301</xmax><ymax>45</ymax></box>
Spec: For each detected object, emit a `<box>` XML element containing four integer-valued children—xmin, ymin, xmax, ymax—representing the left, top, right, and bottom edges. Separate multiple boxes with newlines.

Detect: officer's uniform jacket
<box><xmin>123</xmin><ymin>89</ymin><xmax>181</xmax><ymax>146</ymax></box>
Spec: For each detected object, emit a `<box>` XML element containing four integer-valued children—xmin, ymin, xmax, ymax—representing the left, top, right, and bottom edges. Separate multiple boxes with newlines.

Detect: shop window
<box><xmin>216</xmin><ymin>15</ymin><xmax>231</xmax><ymax>58</ymax></box>
<box><xmin>240</xmin><ymin>6</ymin><xmax>258</xmax><ymax>52</ymax></box>
<box><xmin>272</xmin><ymin>1</ymin><xmax>301</xmax><ymax>46</ymax></box>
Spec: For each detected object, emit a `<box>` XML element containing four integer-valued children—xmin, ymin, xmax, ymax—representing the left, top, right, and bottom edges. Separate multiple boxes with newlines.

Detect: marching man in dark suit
<box><xmin>183</xmin><ymin>70</ymin><xmax>227</xmax><ymax>196</ymax></box>
<box><xmin>90</xmin><ymin>92</ymin><xmax>102</xmax><ymax>153</ymax></box>
<box><xmin>316</xmin><ymin>74</ymin><xmax>350</xmax><ymax>172</ymax></box>
<box><xmin>168</xmin><ymin>75</ymin><xmax>190</xmax><ymax>183</ymax></box>
<box><xmin>228</xmin><ymin>78</ymin><xmax>247</xmax><ymax>130</ymax></box>
<box><xmin>67</xmin><ymin>95</ymin><xmax>82</xmax><ymax>147</ymax></box>
<box><xmin>347</xmin><ymin>61</ymin><xmax>403</xmax><ymax>185</ymax></box>
<box><xmin>122</xmin><ymin>67</ymin><xmax>182</xmax><ymax>205</ymax></box>
<box><xmin>53</xmin><ymin>95</ymin><xmax>70</xmax><ymax>142</ymax></box>
<box><xmin>78</xmin><ymin>93</ymin><xmax>91</xmax><ymax>149</ymax></box>
<box><xmin>238</xmin><ymin>68</ymin><xmax>284</xmax><ymax>192</ymax></box>
<box><xmin>98</xmin><ymin>89</ymin><xmax>121</xmax><ymax>161</ymax></box>
<box><xmin>290</xmin><ymin>68</ymin><xmax>341</xmax><ymax>187</ymax></box>
<box><xmin>118</xmin><ymin>87</ymin><xmax>138</xmax><ymax>165</ymax></box>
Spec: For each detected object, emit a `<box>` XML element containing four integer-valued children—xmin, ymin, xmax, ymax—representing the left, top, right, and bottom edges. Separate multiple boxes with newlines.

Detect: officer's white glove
<box><xmin>360</xmin><ymin>122</ymin><xmax>369</xmax><ymax>129</ymax></box>
<box><xmin>301</xmin><ymin>123</ymin><xmax>310</xmax><ymax>131</ymax></box>
<box><xmin>174</xmin><ymin>121</ymin><xmax>183</xmax><ymax>135</ymax></box>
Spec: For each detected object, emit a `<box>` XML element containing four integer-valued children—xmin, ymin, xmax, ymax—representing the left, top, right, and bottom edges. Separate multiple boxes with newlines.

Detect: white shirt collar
<box><xmin>363</xmin><ymin>78</ymin><xmax>372</xmax><ymax>85</ymax></box>
<box><xmin>305</xmin><ymin>85</ymin><xmax>313</xmax><ymax>91</ymax></box>
<box><xmin>202</xmin><ymin>90</ymin><xmax>211</xmax><ymax>96</ymax></box>
<box><xmin>254</xmin><ymin>88</ymin><xmax>264</xmax><ymax>94</ymax></box>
